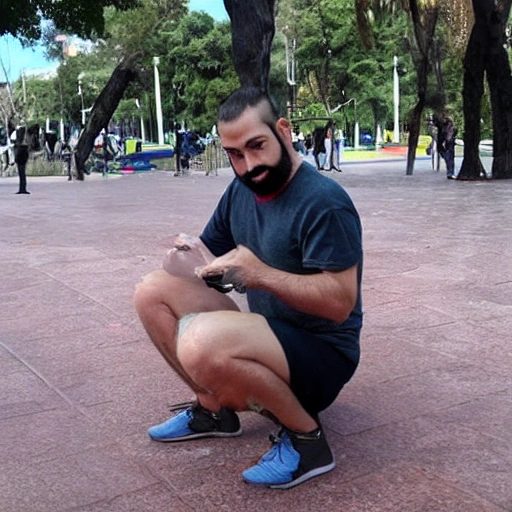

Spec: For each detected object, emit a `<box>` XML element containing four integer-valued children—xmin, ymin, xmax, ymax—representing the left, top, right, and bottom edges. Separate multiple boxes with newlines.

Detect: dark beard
<box><xmin>235</xmin><ymin>132</ymin><xmax>293</xmax><ymax>197</ymax></box>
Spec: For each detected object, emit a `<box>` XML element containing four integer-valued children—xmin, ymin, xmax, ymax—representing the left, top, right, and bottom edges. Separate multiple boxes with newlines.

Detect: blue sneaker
<box><xmin>243</xmin><ymin>428</ymin><xmax>335</xmax><ymax>489</ymax></box>
<box><xmin>148</xmin><ymin>402</ymin><xmax>242</xmax><ymax>442</ymax></box>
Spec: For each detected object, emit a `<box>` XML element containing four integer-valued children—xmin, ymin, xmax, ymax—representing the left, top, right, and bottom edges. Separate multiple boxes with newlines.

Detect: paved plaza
<box><xmin>1</xmin><ymin>156</ymin><xmax>511</xmax><ymax>511</ymax></box>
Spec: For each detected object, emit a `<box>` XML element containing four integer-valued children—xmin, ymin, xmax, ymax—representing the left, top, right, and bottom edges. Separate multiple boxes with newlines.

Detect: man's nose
<box><xmin>243</xmin><ymin>153</ymin><xmax>259</xmax><ymax>172</ymax></box>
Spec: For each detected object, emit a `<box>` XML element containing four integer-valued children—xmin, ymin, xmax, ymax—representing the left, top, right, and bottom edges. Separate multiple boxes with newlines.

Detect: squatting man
<box><xmin>134</xmin><ymin>87</ymin><xmax>363</xmax><ymax>489</ymax></box>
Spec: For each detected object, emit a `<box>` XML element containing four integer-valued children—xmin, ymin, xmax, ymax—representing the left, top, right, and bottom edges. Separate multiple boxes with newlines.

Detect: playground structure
<box><xmin>99</xmin><ymin>145</ymin><xmax>175</xmax><ymax>174</ymax></box>
<box><xmin>83</xmin><ymin>132</ymin><xmax>227</xmax><ymax>176</ymax></box>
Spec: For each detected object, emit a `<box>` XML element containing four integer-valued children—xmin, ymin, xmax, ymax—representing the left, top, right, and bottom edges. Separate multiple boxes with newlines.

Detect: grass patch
<box><xmin>27</xmin><ymin>156</ymin><xmax>68</xmax><ymax>177</ymax></box>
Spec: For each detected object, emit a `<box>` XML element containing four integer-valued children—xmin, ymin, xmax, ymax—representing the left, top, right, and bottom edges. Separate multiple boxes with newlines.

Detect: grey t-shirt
<box><xmin>200</xmin><ymin>162</ymin><xmax>363</xmax><ymax>362</ymax></box>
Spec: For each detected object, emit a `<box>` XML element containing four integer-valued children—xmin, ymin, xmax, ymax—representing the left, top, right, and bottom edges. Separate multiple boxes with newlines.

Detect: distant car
<box><xmin>455</xmin><ymin>139</ymin><xmax>492</xmax><ymax>156</ymax></box>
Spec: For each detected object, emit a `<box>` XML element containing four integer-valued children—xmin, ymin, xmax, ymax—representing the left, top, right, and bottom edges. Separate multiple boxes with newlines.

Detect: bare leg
<box><xmin>133</xmin><ymin>269</ymin><xmax>240</xmax><ymax>396</ymax></box>
<box><xmin>177</xmin><ymin>310</ymin><xmax>318</xmax><ymax>433</ymax></box>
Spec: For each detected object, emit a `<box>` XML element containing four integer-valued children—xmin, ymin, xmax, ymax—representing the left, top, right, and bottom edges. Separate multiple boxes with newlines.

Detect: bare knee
<box><xmin>177</xmin><ymin>314</ymin><xmax>227</xmax><ymax>380</ymax></box>
<box><xmin>133</xmin><ymin>269</ymin><xmax>168</xmax><ymax>315</ymax></box>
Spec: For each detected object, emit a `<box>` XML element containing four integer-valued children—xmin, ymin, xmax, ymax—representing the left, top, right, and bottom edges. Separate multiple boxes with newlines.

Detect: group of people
<box><xmin>134</xmin><ymin>86</ymin><xmax>363</xmax><ymax>489</ymax></box>
<box><xmin>291</xmin><ymin>122</ymin><xmax>342</xmax><ymax>172</ymax></box>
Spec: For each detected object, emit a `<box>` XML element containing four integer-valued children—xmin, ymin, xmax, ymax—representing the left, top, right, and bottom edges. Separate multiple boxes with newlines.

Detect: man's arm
<box><xmin>259</xmin><ymin>263</ymin><xmax>358</xmax><ymax>323</ymax></box>
<box><xmin>198</xmin><ymin>245</ymin><xmax>359</xmax><ymax>323</ymax></box>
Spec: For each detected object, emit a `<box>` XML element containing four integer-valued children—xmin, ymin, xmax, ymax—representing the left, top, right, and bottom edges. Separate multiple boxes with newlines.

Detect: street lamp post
<box><xmin>77</xmin><ymin>77</ymin><xmax>85</xmax><ymax>126</ymax></box>
<box><xmin>334</xmin><ymin>96</ymin><xmax>358</xmax><ymax>148</ymax></box>
<box><xmin>285</xmin><ymin>34</ymin><xmax>297</xmax><ymax>118</ymax></box>
<box><xmin>153</xmin><ymin>57</ymin><xmax>164</xmax><ymax>146</ymax></box>
<box><xmin>393</xmin><ymin>55</ymin><xmax>400</xmax><ymax>143</ymax></box>
<box><xmin>172</xmin><ymin>82</ymin><xmax>184</xmax><ymax>176</ymax></box>
<box><xmin>353</xmin><ymin>99</ymin><xmax>360</xmax><ymax>149</ymax></box>
<box><xmin>135</xmin><ymin>99</ymin><xmax>146</xmax><ymax>143</ymax></box>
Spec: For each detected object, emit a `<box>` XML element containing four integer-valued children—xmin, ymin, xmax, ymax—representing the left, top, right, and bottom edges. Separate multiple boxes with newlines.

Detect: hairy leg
<box><xmin>177</xmin><ymin>310</ymin><xmax>318</xmax><ymax>433</ymax></box>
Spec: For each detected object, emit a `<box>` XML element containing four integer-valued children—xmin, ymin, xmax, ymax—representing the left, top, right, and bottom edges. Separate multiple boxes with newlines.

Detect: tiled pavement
<box><xmin>1</xmin><ymin>156</ymin><xmax>511</xmax><ymax>511</ymax></box>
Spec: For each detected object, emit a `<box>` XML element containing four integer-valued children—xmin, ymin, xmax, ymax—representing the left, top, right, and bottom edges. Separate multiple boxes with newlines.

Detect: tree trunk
<box><xmin>488</xmin><ymin>0</ymin><xmax>512</xmax><ymax>179</ymax></box>
<box><xmin>488</xmin><ymin>47</ymin><xmax>512</xmax><ymax>178</ymax></box>
<box><xmin>406</xmin><ymin>57</ymin><xmax>428</xmax><ymax>175</ymax></box>
<box><xmin>458</xmin><ymin>0</ymin><xmax>492</xmax><ymax>180</ymax></box>
<box><xmin>405</xmin><ymin>0</ymin><xmax>438</xmax><ymax>175</ymax></box>
<box><xmin>223</xmin><ymin>0</ymin><xmax>276</xmax><ymax>93</ymax></box>
<box><xmin>406</xmin><ymin>99</ymin><xmax>424</xmax><ymax>175</ymax></box>
<box><xmin>74</xmin><ymin>56</ymin><xmax>138</xmax><ymax>180</ymax></box>
<box><xmin>458</xmin><ymin>36</ymin><xmax>486</xmax><ymax>179</ymax></box>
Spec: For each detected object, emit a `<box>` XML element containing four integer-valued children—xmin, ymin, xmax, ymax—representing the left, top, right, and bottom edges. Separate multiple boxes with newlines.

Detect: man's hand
<box><xmin>196</xmin><ymin>245</ymin><xmax>266</xmax><ymax>293</ymax></box>
<box><xmin>196</xmin><ymin>244</ymin><xmax>358</xmax><ymax>322</ymax></box>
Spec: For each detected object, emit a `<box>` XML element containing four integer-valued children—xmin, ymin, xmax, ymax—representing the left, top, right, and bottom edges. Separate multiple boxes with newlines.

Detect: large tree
<box><xmin>0</xmin><ymin>0</ymin><xmax>138</xmax><ymax>133</ymax></box>
<box><xmin>73</xmin><ymin>0</ymin><xmax>187</xmax><ymax>178</ymax></box>
<box><xmin>0</xmin><ymin>0</ymin><xmax>148</xmax><ymax>179</ymax></box>
<box><xmin>488</xmin><ymin>0</ymin><xmax>512</xmax><ymax>179</ymax></box>
<box><xmin>404</xmin><ymin>0</ymin><xmax>441</xmax><ymax>175</ymax></box>
<box><xmin>358</xmin><ymin>0</ymin><xmax>443</xmax><ymax>175</ymax></box>
<box><xmin>356</xmin><ymin>0</ymin><xmax>445</xmax><ymax>175</ymax></box>
<box><xmin>458</xmin><ymin>0</ymin><xmax>512</xmax><ymax>180</ymax></box>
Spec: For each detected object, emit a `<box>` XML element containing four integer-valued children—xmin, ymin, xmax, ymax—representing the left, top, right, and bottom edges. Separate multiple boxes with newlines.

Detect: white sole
<box><xmin>268</xmin><ymin>461</ymin><xmax>336</xmax><ymax>490</ymax></box>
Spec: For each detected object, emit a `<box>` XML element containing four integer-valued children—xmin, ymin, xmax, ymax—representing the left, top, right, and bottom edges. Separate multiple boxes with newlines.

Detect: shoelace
<box><xmin>168</xmin><ymin>400</ymin><xmax>221</xmax><ymax>421</ymax></box>
<box><xmin>168</xmin><ymin>400</ymin><xmax>196</xmax><ymax>412</ymax></box>
<box><xmin>268</xmin><ymin>432</ymin><xmax>281</xmax><ymax>444</ymax></box>
<box><xmin>261</xmin><ymin>432</ymin><xmax>287</xmax><ymax>463</ymax></box>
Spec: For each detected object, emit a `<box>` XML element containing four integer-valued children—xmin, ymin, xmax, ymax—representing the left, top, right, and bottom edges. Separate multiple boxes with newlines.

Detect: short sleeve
<box><xmin>302</xmin><ymin>207</ymin><xmax>362</xmax><ymax>271</ymax></box>
<box><xmin>200</xmin><ymin>192</ymin><xmax>237</xmax><ymax>257</ymax></box>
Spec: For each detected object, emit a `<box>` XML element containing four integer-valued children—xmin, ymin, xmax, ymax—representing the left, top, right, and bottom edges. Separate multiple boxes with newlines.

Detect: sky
<box><xmin>0</xmin><ymin>0</ymin><xmax>228</xmax><ymax>83</ymax></box>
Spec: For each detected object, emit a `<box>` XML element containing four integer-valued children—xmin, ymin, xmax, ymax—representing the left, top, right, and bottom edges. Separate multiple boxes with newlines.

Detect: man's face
<box><xmin>218</xmin><ymin>106</ymin><xmax>293</xmax><ymax>197</ymax></box>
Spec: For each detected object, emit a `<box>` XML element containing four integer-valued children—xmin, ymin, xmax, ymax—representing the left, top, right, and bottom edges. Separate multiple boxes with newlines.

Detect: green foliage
<box><xmin>104</xmin><ymin>0</ymin><xmax>186</xmax><ymax>57</ymax></box>
<box><xmin>57</xmin><ymin>51</ymin><xmax>116</xmax><ymax>124</ymax></box>
<box><xmin>0</xmin><ymin>0</ymin><xmax>138</xmax><ymax>41</ymax></box>
<box><xmin>6</xmin><ymin>0</ymin><xmax>489</xmax><ymax>142</ymax></box>
<box><xmin>158</xmin><ymin>14</ymin><xmax>239</xmax><ymax>133</ymax></box>
<box><xmin>112</xmin><ymin>98</ymin><xmax>140</xmax><ymax>123</ymax></box>
<box><xmin>276</xmin><ymin>0</ymin><xmax>417</xmax><ymax>135</ymax></box>
<box><xmin>15</xmin><ymin>77</ymin><xmax>59</xmax><ymax>125</ymax></box>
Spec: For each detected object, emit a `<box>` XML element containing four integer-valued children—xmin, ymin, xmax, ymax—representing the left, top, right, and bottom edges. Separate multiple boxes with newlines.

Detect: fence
<box><xmin>1</xmin><ymin>138</ymin><xmax>231</xmax><ymax>178</ymax></box>
<box><xmin>1</xmin><ymin>151</ymin><xmax>69</xmax><ymax>178</ymax></box>
<box><xmin>189</xmin><ymin>137</ymin><xmax>229</xmax><ymax>175</ymax></box>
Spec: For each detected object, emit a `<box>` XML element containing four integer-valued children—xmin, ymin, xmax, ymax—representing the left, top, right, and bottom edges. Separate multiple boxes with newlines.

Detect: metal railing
<box><xmin>191</xmin><ymin>137</ymin><xmax>229</xmax><ymax>175</ymax></box>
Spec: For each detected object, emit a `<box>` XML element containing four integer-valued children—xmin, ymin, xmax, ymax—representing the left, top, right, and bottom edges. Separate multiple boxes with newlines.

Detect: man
<box><xmin>312</xmin><ymin>125</ymin><xmax>327</xmax><ymax>170</ymax></box>
<box><xmin>11</xmin><ymin>123</ymin><xmax>31</xmax><ymax>194</ymax></box>
<box><xmin>435</xmin><ymin>113</ymin><xmax>457</xmax><ymax>179</ymax></box>
<box><xmin>134</xmin><ymin>87</ymin><xmax>363</xmax><ymax>489</ymax></box>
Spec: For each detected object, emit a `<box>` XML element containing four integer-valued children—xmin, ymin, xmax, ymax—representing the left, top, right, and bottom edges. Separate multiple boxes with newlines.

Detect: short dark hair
<box><xmin>218</xmin><ymin>87</ymin><xmax>280</xmax><ymax>124</ymax></box>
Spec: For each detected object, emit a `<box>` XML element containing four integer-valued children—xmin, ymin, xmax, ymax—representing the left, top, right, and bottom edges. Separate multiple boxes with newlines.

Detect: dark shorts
<box><xmin>266</xmin><ymin>318</ymin><xmax>358</xmax><ymax>416</ymax></box>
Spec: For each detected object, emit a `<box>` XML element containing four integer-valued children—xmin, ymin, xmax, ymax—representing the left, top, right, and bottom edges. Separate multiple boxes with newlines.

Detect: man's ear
<box><xmin>276</xmin><ymin>118</ymin><xmax>292</xmax><ymax>141</ymax></box>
